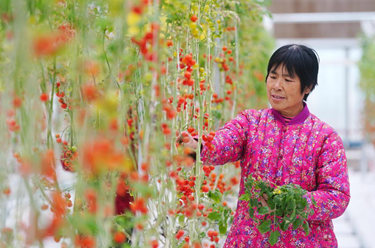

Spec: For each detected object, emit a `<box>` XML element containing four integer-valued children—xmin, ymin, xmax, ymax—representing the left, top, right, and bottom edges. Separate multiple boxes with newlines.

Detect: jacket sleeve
<box><xmin>305</xmin><ymin>132</ymin><xmax>350</xmax><ymax>221</ymax></box>
<box><xmin>200</xmin><ymin>110</ymin><xmax>252</xmax><ymax>165</ymax></box>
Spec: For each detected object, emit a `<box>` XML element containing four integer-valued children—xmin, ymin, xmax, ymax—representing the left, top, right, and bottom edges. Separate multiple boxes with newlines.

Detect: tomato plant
<box><xmin>0</xmin><ymin>0</ymin><xmax>273</xmax><ymax>247</ymax></box>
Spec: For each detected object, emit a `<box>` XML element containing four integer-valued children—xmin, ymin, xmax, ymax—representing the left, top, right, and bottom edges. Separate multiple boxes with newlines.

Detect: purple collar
<box><xmin>271</xmin><ymin>103</ymin><xmax>310</xmax><ymax>125</ymax></box>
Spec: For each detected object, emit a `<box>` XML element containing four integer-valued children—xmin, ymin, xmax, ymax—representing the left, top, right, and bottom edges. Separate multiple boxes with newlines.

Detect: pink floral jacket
<box><xmin>201</xmin><ymin>105</ymin><xmax>350</xmax><ymax>247</ymax></box>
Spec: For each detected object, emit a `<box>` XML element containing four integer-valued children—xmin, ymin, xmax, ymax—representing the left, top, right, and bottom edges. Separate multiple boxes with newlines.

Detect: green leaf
<box><xmin>275</xmin><ymin>208</ymin><xmax>283</xmax><ymax>216</ymax></box>
<box><xmin>258</xmin><ymin>219</ymin><xmax>271</xmax><ymax>234</ymax></box>
<box><xmin>239</xmin><ymin>194</ymin><xmax>250</xmax><ymax>202</ymax></box>
<box><xmin>280</xmin><ymin>220</ymin><xmax>288</xmax><ymax>231</ymax></box>
<box><xmin>273</xmin><ymin>196</ymin><xmax>282</xmax><ymax>207</ymax></box>
<box><xmin>258</xmin><ymin>206</ymin><xmax>269</xmax><ymax>215</ymax></box>
<box><xmin>212</xmin><ymin>110</ymin><xmax>222</xmax><ymax>119</ymax></box>
<box><xmin>69</xmin><ymin>214</ymin><xmax>98</xmax><ymax>235</ymax></box>
<box><xmin>114</xmin><ymin>213</ymin><xmax>134</xmax><ymax>230</ymax></box>
<box><xmin>219</xmin><ymin>221</ymin><xmax>227</xmax><ymax>235</ymax></box>
<box><xmin>250</xmin><ymin>198</ymin><xmax>259</xmax><ymax>207</ymax></box>
<box><xmin>208</xmin><ymin>190</ymin><xmax>222</xmax><ymax>203</ymax></box>
<box><xmin>292</xmin><ymin>218</ymin><xmax>303</xmax><ymax>230</ymax></box>
<box><xmin>296</xmin><ymin>197</ymin><xmax>307</xmax><ymax>210</ymax></box>
<box><xmin>258</xmin><ymin>181</ymin><xmax>271</xmax><ymax>192</ymax></box>
<box><xmin>300</xmin><ymin>212</ymin><xmax>308</xmax><ymax>219</ymax></box>
<box><xmin>249</xmin><ymin>208</ymin><xmax>255</xmax><ymax>218</ymax></box>
<box><xmin>303</xmin><ymin>221</ymin><xmax>310</xmax><ymax>235</ymax></box>
<box><xmin>208</xmin><ymin>211</ymin><xmax>221</xmax><ymax>221</ymax></box>
<box><xmin>312</xmin><ymin>197</ymin><xmax>317</xmax><ymax>206</ymax></box>
<box><xmin>287</xmin><ymin>208</ymin><xmax>296</xmax><ymax>223</ymax></box>
<box><xmin>96</xmin><ymin>17</ymin><xmax>111</xmax><ymax>31</ymax></box>
<box><xmin>178</xmin><ymin>214</ymin><xmax>185</xmax><ymax>225</ymax></box>
<box><xmin>269</xmin><ymin>230</ymin><xmax>280</xmax><ymax>245</ymax></box>
<box><xmin>223</xmin><ymin>208</ymin><xmax>231</xmax><ymax>217</ymax></box>
<box><xmin>268</xmin><ymin>198</ymin><xmax>276</xmax><ymax>209</ymax></box>
<box><xmin>286</xmin><ymin>196</ymin><xmax>295</xmax><ymax>211</ymax></box>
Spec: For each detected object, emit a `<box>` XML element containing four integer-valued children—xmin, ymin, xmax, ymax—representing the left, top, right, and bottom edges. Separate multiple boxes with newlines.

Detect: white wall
<box><xmin>276</xmin><ymin>40</ymin><xmax>364</xmax><ymax>143</ymax></box>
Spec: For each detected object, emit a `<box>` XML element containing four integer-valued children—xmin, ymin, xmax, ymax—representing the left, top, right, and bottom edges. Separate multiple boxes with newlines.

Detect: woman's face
<box><xmin>266</xmin><ymin>64</ymin><xmax>310</xmax><ymax>117</ymax></box>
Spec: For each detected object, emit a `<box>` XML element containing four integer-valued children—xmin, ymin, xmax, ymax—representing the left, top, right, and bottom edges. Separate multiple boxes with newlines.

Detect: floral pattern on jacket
<box><xmin>200</xmin><ymin>105</ymin><xmax>350</xmax><ymax>248</ymax></box>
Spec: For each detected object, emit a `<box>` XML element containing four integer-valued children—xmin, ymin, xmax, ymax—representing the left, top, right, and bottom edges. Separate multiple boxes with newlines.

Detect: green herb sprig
<box><xmin>240</xmin><ymin>175</ymin><xmax>316</xmax><ymax>245</ymax></box>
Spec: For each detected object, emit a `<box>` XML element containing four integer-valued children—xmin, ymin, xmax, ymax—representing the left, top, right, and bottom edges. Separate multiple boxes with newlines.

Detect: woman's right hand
<box><xmin>177</xmin><ymin>131</ymin><xmax>198</xmax><ymax>150</ymax></box>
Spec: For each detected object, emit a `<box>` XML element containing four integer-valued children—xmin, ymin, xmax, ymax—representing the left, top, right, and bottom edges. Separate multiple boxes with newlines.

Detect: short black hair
<box><xmin>265</xmin><ymin>44</ymin><xmax>319</xmax><ymax>101</ymax></box>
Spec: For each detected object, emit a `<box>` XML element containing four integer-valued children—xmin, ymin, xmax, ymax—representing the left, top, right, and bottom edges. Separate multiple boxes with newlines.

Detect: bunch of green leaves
<box><xmin>240</xmin><ymin>175</ymin><xmax>316</xmax><ymax>245</ymax></box>
<box><xmin>206</xmin><ymin>189</ymin><xmax>234</xmax><ymax>235</ymax></box>
<box><xmin>358</xmin><ymin>35</ymin><xmax>375</xmax><ymax>146</ymax></box>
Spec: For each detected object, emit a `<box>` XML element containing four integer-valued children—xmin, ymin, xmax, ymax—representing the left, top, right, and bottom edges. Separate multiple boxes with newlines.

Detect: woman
<box><xmin>182</xmin><ymin>44</ymin><xmax>350</xmax><ymax>247</ymax></box>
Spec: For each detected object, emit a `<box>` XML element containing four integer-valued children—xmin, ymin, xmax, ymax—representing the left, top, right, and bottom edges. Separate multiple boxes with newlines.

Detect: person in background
<box><xmin>181</xmin><ymin>44</ymin><xmax>350</xmax><ymax>247</ymax></box>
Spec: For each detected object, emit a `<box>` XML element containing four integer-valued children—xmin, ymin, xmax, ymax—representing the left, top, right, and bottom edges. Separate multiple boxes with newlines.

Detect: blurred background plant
<box><xmin>359</xmin><ymin>35</ymin><xmax>375</xmax><ymax>147</ymax></box>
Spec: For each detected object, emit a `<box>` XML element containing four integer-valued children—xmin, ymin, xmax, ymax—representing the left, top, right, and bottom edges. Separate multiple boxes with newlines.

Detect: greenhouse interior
<box><xmin>1</xmin><ymin>0</ymin><xmax>375</xmax><ymax>247</ymax></box>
